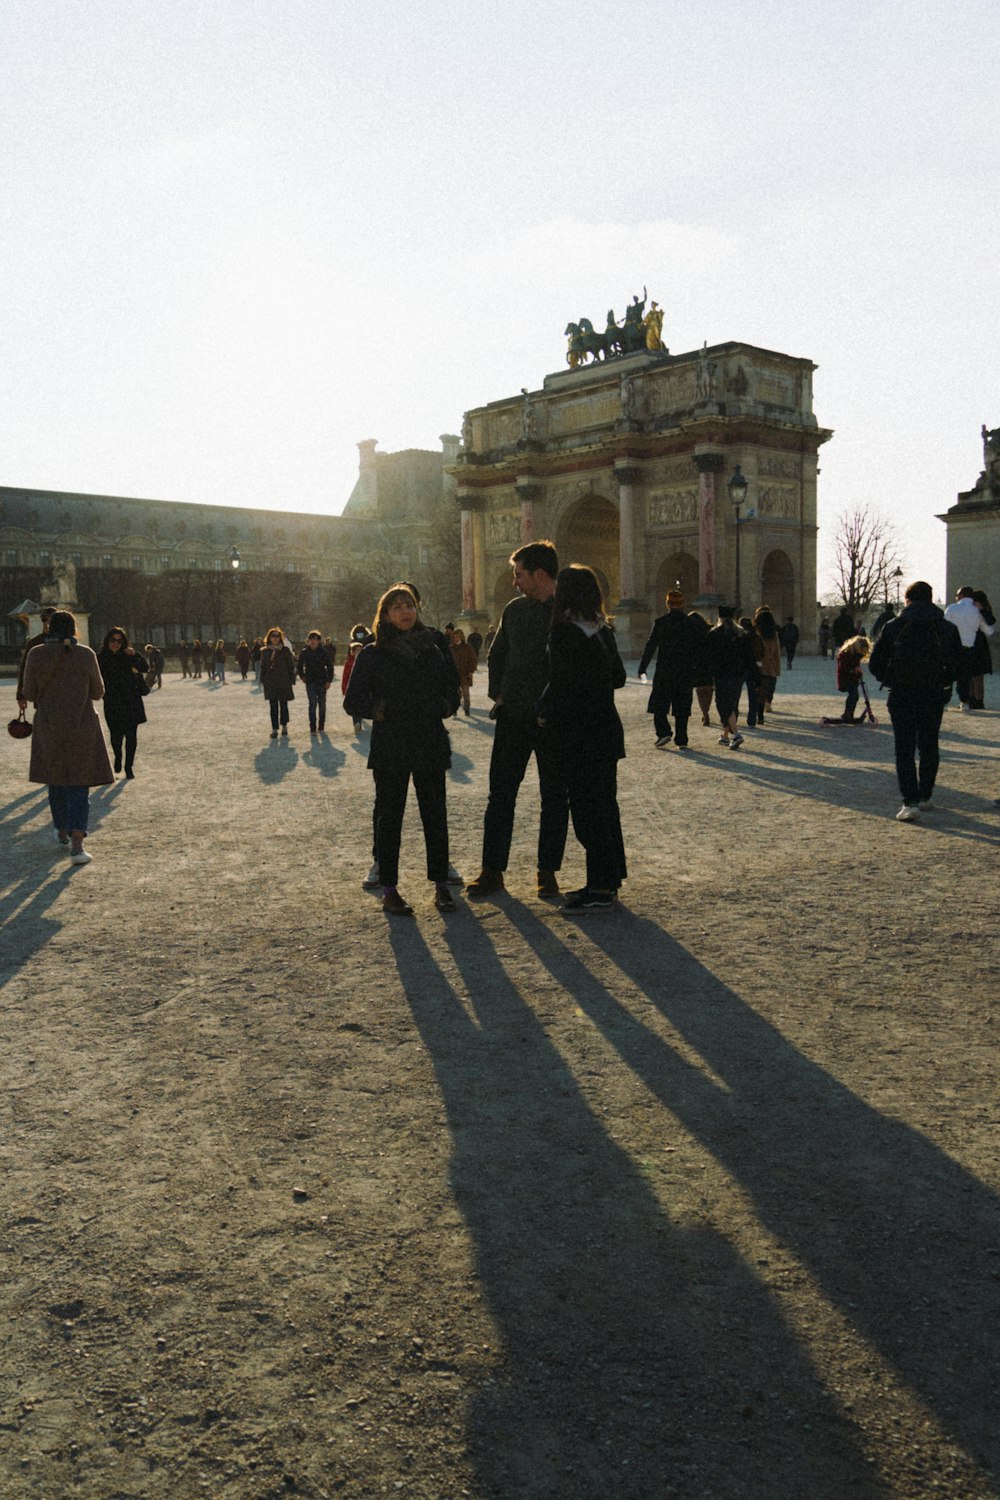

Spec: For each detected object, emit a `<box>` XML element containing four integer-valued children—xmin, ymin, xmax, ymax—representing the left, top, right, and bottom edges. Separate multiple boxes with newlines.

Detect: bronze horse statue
<box><xmin>565</xmin><ymin>319</ymin><xmax>609</xmax><ymax>367</ymax></box>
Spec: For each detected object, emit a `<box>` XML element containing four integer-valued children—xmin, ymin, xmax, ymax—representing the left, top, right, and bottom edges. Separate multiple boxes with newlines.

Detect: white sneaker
<box><xmin>918</xmin><ymin>799</ymin><xmax>935</xmax><ymax>811</ymax></box>
<box><xmin>446</xmin><ymin>864</ymin><xmax>464</xmax><ymax>885</ymax></box>
<box><xmin>51</xmin><ymin>827</ymin><xmax>70</xmax><ymax>846</ymax></box>
<box><xmin>362</xmin><ymin>862</ymin><xmax>381</xmax><ymax>889</ymax></box>
<box><xmin>70</xmin><ymin>848</ymin><xmax>93</xmax><ymax>865</ymax></box>
<box><xmin>895</xmin><ymin>805</ymin><xmax>920</xmax><ymax>822</ymax></box>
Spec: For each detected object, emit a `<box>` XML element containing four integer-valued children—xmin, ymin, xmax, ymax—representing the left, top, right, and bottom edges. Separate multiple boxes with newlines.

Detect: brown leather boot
<box><xmin>465</xmin><ymin>868</ymin><xmax>505</xmax><ymax>897</ymax></box>
<box><xmin>536</xmin><ymin>869</ymin><xmax>560</xmax><ymax>896</ymax></box>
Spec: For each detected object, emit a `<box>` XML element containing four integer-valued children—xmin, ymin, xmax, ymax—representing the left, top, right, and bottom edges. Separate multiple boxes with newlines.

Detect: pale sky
<box><xmin>3</xmin><ymin>0</ymin><xmax>998</xmax><ymax>596</ymax></box>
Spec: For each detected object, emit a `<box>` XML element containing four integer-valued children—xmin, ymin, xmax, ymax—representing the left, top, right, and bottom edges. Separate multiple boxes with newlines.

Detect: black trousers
<box><xmin>564</xmin><ymin>758</ymin><xmax>626</xmax><ymax>891</ymax></box>
<box><xmin>887</xmin><ymin>692</ymin><xmax>945</xmax><ymax>804</ymax></box>
<box><xmin>956</xmin><ymin>647</ymin><xmax>975</xmax><ymax>705</ymax></box>
<box><xmin>109</xmin><ymin>725</ymin><xmax>138</xmax><ymax>771</ymax></box>
<box><xmin>652</xmin><ymin>678</ymin><xmax>693</xmax><ymax>744</ymax></box>
<box><xmin>482</xmin><ymin>712</ymin><xmax>569</xmax><ymax>873</ymax></box>
<box><xmin>374</xmin><ymin>762</ymin><xmax>448</xmax><ymax>888</ymax></box>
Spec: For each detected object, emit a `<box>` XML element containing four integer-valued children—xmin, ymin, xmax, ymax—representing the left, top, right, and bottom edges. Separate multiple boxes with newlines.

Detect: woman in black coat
<box><xmin>538</xmin><ymin>565</ymin><xmax>627</xmax><ymax>911</ymax></box>
<box><xmin>260</xmin><ymin>627</ymin><xmax>296</xmax><ymax>736</ymax></box>
<box><xmin>344</xmin><ymin>586</ymin><xmax>456</xmax><ymax>915</ymax></box>
<box><xmin>97</xmin><ymin>626</ymin><xmax>148</xmax><ymax>778</ymax></box>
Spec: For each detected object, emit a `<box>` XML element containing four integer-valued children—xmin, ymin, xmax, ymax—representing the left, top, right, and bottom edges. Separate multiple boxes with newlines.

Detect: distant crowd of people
<box><xmin>13</xmin><ymin>558</ymin><xmax>996</xmax><ymax>880</ymax></box>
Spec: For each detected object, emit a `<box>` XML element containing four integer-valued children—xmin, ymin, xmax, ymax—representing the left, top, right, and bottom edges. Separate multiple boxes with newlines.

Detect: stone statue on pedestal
<box><xmin>41</xmin><ymin>559</ymin><xmax>78</xmax><ymax>606</ymax></box>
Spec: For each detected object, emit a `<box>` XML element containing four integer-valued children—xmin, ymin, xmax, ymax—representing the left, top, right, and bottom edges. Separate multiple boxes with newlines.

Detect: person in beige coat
<box><xmin>22</xmin><ymin>610</ymin><xmax>114</xmax><ymax>866</ymax></box>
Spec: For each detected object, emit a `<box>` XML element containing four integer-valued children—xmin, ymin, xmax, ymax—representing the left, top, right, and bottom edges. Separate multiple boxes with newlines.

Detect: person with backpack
<box><xmin>869</xmin><ymin>580</ymin><xmax>963</xmax><ymax>822</ymax></box>
<box><xmin>780</xmin><ymin>616</ymin><xmax>800</xmax><ymax>669</ymax></box>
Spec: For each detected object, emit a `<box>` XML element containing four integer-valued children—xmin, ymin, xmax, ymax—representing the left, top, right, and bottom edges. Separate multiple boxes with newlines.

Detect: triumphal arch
<box><xmin>451</xmin><ymin>297</ymin><xmax>831</xmax><ymax>653</ymax></box>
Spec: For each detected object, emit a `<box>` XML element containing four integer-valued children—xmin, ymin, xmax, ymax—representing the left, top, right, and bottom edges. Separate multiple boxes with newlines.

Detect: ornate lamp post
<box><xmin>893</xmin><ymin>566</ymin><xmax>903</xmax><ymax>608</ymax></box>
<box><xmin>727</xmin><ymin>465</ymin><xmax>749</xmax><ymax>611</ymax></box>
<box><xmin>229</xmin><ymin>548</ymin><xmax>242</xmax><ymax>640</ymax></box>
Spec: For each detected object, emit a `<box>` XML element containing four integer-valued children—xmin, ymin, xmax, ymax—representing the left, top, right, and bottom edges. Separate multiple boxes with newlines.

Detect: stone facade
<box><xmin>452</xmin><ymin>343</ymin><xmax>832</xmax><ymax>653</ymax></box>
<box><xmin>0</xmin><ymin>438</ymin><xmax>462</xmax><ymax>650</ymax></box>
<box><xmin>938</xmin><ymin>428</ymin><xmax>1000</xmax><ymax>606</ymax></box>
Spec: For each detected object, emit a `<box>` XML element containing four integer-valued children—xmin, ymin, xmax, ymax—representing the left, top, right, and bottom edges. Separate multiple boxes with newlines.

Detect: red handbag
<box><xmin>7</xmin><ymin>708</ymin><xmax>32</xmax><ymax>739</ymax></box>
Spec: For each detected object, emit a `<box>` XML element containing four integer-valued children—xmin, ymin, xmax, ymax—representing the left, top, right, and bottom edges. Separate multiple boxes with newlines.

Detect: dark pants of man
<box><xmin>374</xmin><ymin>762</ymin><xmax>448</xmax><ymax>889</ymax></box>
<box><xmin>887</xmin><ymin>692</ymin><xmax>945</xmax><ymax>805</ymax></box>
<box><xmin>652</xmin><ymin>679</ymin><xmax>693</xmax><ymax>744</ymax></box>
<box><xmin>564</xmin><ymin>759</ymin><xmax>626</xmax><ymax>891</ymax></box>
<box><xmin>956</xmin><ymin>646</ymin><xmax>975</xmax><ymax>706</ymax></box>
<box><xmin>482</xmin><ymin>712</ymin><xmax>569</xmax><ymax>872</ymax></box>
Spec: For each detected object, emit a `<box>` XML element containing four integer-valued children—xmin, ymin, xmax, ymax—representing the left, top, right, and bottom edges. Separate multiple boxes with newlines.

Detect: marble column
<box><xmin>693</xmin><ymin>452</ymin><xmax>724</xmax><ymax>599</ymax></box>
<box><xmin>457</xmin><ymin>490</ymin><xmax>476</xmax><ymax>612</ymax></box>
<box><xmin>515</xmin><ymin>480</ymin><xmax>543</xmax><ymax>544</ymax></box>
<box><xmin>472</xmin><ymin>505</ymin><xmax>487</xmax><ymax>612</ymax></box>
<box><xmin>613</xmin><ymin>462</ymin><xmax>642</xmax><ymax>606</ymax></box>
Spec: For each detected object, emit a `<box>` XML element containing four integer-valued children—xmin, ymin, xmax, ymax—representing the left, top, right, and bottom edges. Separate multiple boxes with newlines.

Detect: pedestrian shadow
<box><xmin>87</xmin><ymin>781</ymin><xmax>126</xmax><ymax>831</ymax></box>
<box><xmin>0</xmin><ymin>868</ymin><xmax>65</xmax><ymax>980</ymax></box>
<box><xmin>253</xmin><ymin>742</ymin><xmax>299</xmax><ymax>783</ymax></box>
<box><xmin>302</xmin><ymin>737</ymin><xmax>346</xmax><ymax>778</ymax></box>
<box><xmin>446</xmin><ymin>749</ymin><xmax>475</xmax><ymax>785</ymax></box>
<box><xmin>703</xmin><ymin>746</ymin><xmax>1000</xmax><ymax>848</ymax></box>
<box><xmin>0</xmin><ymin>788</ymin><xmax>50</xmax><ymax>832</ymax></box>
<box><xmin>500</xmin><ymin>901</ymin><xmax>1000</xmax><ymax>1487</ymax></box>
<box><xmin>385</xmin><ymin>918</ymin><xmax>887</xmax><ymax>1499</ymax></box>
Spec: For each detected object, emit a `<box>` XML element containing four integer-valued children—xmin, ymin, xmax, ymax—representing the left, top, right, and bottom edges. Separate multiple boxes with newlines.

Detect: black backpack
<box><xmin>890</xmin><ymin>618</ymin><xmax>950</xmax><ymax>693</ymax></box>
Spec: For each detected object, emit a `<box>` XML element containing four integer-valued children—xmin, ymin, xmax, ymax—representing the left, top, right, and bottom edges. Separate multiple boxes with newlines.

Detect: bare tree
<box><xmin>832</xmin><ymin>507</ymin><xmax>902</xmax><ymax>613</ymax></box>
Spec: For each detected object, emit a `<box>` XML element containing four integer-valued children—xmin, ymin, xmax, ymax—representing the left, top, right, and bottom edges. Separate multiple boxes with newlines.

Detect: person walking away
<box><xmin>466</xmin><ymin>540</ymin><xmax>569</xmax><ymax>899</ymax></box>
<box><xmin>213</xmin><ymin>640</ymin><xmax>227</xmax><ymax>683</ymax></box>
<box><xmin>260</xmin><ymin>627</ymin><xmax>296</xmax><ymax>736</ymax></box>
<box><xmin>967</xmin><ymin>591</ymin><xmax>995</xmax><ymax>709</ymax></box>
<box><xmin>22</xmin><ymin>609</ymin><xmax>114</xmax><ymax>864</ymax></box>
<box><xmin>818</xmin><ymin>619</ymin><xmax>831</xmax><ymax>657</ymax></box>
<box><xmin>191</xmin><ymin>639</ymin><xmax>203</xmax><ymax>678</ymax></box>
<box><xmin>834</xmin><ymin>635</ymin><xmax>871</xmax><ymax>721</ymax></box>
<box><xmin>343</xmin><ymin>587</ymin><xmax>455</xmax><ymax>915</ymax></box>
<box><xmin>871</xmin><ymin>603</ymin><xmax>896</xmax><ymax>640</ymax></box>
<box><xmin>636</xmin><ymin>589</ymin><xmax>707</xmax><ymax>748</ymax></box>
<box><xmin>450</xmin><ymin>628</ymin><xmax>478</xmax><ymax>716</ymax></box>
<box><xmin>98</xmin><ymin>627</ymin><xmax>149</xmax><ymax>778</ymax></box>
<box><xmin>739</xmin><ymin>616</ymin><xmax>766</xmax><ymax>727</ymax></box>
<box><xmin>539</xmin><ymin>566</ymin><xmax>627</xmax><ymax>910</ymax></box>
<box><xmin>869</xmin><ymin>580</ymin><xmax>962</xmax><ymax>821</ymax></box>
<box><xmin>16</xmin><ymin>607</ymin><xmax>54</xmax><ymax>713</ymax></box>
<box><xmin>144</xmin><ymin>643</ymin><xmax>164</xmax><ymax>690</ymax></box>
<box><xmin>235</xmin><ymin>639</ymin><xmax>251</xmax><ymax>679</ymax></box>
<box><xmin>753</xmin><ymin>607</ymin><xmax>781</xmax><ymax>720</ymax></box>
<box><xmin>297</xmin><ymin>629</ymin><xmax>334</xmax><ymax>733</ymax></box>
<box><xmin>467</xmin><ymin>629</ymin><xmax>483</xmax><ymax>658</ymax></box>
<box><xmin>702</xmin><ymin>607</ymin><xmax>754</xmax><ymax>749</ymax></box>
<box><xmin>780</xmin><ymin>616</ymin><xmax>800</xmax><ymax>670</ymax></box>
<box><xmin>831</xmin><ymin>607</ymin><xmax>855</xmax><ymax>653</ymax></box>
<box><xmin>688</xmin><ymin>611</ymin><xmax>715</xmax><ymax>726</ymax></box>
<box><xmin>178</xmin><ymin>639</ymin><xmax>191</xmax><ymax>678</ymax></box>
<box><xmin>944</xmin><ymin>586</ymin><xmax>995</xmax><ymax>710</ymax></box>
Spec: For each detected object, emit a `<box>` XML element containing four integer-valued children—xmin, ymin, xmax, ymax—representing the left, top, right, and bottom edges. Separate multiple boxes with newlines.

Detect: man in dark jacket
<box><xmin>15</xmin><ymin>608</ymin><xmax>53</xmax><ymax>710</ymax></box>
<box><xmin>637</xmin><ymin>589</ymin><xmax>708</xmax><ymax>748</ymax></box>
<box><xmin>831</xmin><ymin>607</ymin><xmax>855</xmax><ymax>651</ymax></box>
<box><xmin>466</xmin><ymin>540</ymin><xmax>569</xmax><ymax>898</ymax></box>
<box><xmin>869</xmin><ymin>580</ymin><xmax>963</xmax><ymax>822</ymax></box>
<box><xmin>780</xmin><ymin>616</ymin><xmax>800</xmax><ymax>669</ymax></box>
<box><xmin>297</xmin><ymin>630</ymin><xmax>335</xmax><ymax>732</ymax></box>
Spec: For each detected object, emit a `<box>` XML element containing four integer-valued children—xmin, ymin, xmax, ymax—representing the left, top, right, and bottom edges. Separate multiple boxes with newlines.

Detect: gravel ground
<box><xmin>1</xmin><ymin>658</ymin><xmax>998</xmax><ymax>1500</ymax></box>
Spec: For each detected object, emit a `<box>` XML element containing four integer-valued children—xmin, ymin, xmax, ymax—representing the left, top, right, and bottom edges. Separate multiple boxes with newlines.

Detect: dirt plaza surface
<box><xmin>1</xmin><ymin>657</ymin><xmax>998</xmax><ymax>1500</ymax></box>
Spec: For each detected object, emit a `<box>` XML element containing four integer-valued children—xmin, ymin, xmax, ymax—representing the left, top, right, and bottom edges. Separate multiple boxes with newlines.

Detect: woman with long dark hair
<box><xmin>344</xmin><ymin>586</ymin><xmax>456</xmax><ymax>915</ymax></box>
<box><xmin>753</xmin><ymin>606</ymin><xmax>781</xmax><ymax>721</ymax></box>
<box><xmin>538</xmin><ymin>565</ymin><xmax>627</xmax><ymax>911</ymax></box>
<box><xmin>98</xmin><ymin>626</ymin><xmax>149</xmax><ymax>779</ymax></box>
<box><xmin>260</xmin><ymin>626</ymin><xmax>296</xmax><ymax>737</ymax></box>
<box><xmin>22</xmin><ymin>610</ymin><xmax>114</xmax><ymax>864</ymax></box>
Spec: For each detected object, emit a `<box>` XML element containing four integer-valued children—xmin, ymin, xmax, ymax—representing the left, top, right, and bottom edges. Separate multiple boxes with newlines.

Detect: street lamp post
<box><xmin>229</xmin><ymin>548</ymin><xmax>242</xmax><ymax>640</ymax></box>
<box><xmin>893</xmin><ymin>566</ymin><xmax>903</xmax><ymax>608</ymax></box>
<box><xmin>727</xmin><ymin>465</ymin><xmax>749</xmax><ymax>612</ymax></box>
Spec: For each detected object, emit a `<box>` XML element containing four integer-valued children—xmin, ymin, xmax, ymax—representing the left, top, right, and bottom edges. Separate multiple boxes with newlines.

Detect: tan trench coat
<box><xmin>22</xmin><ymin>642</ymin><xmax>114</xmax><ymax>787</ymax></box>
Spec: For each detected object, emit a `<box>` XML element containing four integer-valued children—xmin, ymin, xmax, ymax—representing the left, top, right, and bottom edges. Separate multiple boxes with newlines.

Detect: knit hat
<box><xmin>666</xmin><ymin>589</ymin><xmax>685</xmax><ymax>608</ymax></box>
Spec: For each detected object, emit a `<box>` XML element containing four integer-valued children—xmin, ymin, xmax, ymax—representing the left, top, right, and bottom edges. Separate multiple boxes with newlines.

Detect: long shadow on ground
<box><xmin>500</xmin><ymin>901</ymin><xmax>1000</xmax><ymax>1488</ymax></box>
<box><xmin>387</xmin><ymin>918</ymin><xmax>887</xmax><ymax>1500</ymax></box>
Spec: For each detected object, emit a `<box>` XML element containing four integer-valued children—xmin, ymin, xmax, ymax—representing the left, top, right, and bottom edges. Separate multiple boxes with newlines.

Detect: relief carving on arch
<box><xmin>487</xmin><ymin>512</ymin><xmax>522</xmax><ymax>545</ymax></box>
<box><xmin>648</xmin><ymin>488</ymin><xmax>698</xmax><ymax>526</ymax></box>
<box><xmin>757</xmin><ymin>454</ymin><xmax>800</xmax><ymax>480</ymax></box>
<box><xmin>757</xmin><ymin>485</ymin><xmax>798</xmax><ymax>519</ymax></box>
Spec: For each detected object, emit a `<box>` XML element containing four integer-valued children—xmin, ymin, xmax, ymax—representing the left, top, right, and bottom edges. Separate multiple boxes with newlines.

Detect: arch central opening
<box><xmin>555</xmin><ymin>494</ymin><xmax>620</xmax><ymax>607</ymax></box>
